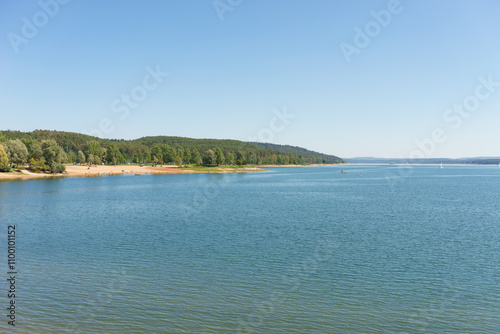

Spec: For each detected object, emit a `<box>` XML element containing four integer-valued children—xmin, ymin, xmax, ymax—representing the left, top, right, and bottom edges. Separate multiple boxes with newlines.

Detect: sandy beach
<box><xmin>0</xmin><ymin>164</ymin><xmax>265</xmax><ymax>182</ymax></box>
<box><xmin>65</xmin><ymin>164</ymin><xmax>193</xmax><ymax>176</ymax></box>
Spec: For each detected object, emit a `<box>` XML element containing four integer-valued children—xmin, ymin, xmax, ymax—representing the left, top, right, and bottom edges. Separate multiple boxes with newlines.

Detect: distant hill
<box><xmin>464</xmin><ymin>158</ymin><xmax>500</xmax><ymax>165</ymax></box>
<box><xmin>345</xmin><ymin>157</ymin><xmax>500</xmax><ymax>165</ymax></box>
<box><xmin>249</xmin><ymin>142</ymin><xmax>344</xmax><ymax>164</ymax></box>
<box><xmin>0</xmin><ymin>130</ymin><xmax>345</xmax><ymax>165</ymax></box>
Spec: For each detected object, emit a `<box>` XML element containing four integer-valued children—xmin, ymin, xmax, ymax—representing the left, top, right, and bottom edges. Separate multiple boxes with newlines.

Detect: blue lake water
<box><xmin>0</xmin><ymin>165</ymin><xmax>499</xmax><ymax>333</ymax></box>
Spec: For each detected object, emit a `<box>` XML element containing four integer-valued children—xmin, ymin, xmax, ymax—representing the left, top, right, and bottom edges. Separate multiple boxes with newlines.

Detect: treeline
<box><xmin>249</xmin><ymin>142</ymin><xmax>344</xmax><ymax>164</ymax></box>
<box><xmin>0</xmin><ymin>130</ymin><xmax>345</xmax><ymax>169</ymax></box>
<box><xmin>0</xmin><ymin>137</ymin><xmax>66</xmax><ymax>173</ymax></box>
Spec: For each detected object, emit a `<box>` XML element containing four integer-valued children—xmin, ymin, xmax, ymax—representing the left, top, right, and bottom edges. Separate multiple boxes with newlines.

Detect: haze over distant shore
<box><xmin>345</xmin><ymin>157</ymin><xmax>500</xmax><ymax>165</ymax></box>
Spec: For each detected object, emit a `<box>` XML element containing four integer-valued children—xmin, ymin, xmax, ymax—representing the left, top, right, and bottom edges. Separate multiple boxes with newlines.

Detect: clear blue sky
<box><xmin>1</xmin><ymin>0</ymin><xmax>500</xmax><ymax>159</ymax></box>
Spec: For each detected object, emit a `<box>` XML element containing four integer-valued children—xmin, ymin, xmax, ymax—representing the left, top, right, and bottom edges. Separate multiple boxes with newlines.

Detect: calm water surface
<box><xmin>0</xmin><ymin>165</ymin><xmax>499</xmax><ymax>333</ymax></box>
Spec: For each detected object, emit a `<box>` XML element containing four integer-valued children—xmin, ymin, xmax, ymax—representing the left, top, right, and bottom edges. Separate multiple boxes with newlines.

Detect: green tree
<box><xmin>161</xmin><ymin>144</ymin><xmax>175</xmax><ymax>164</ymax></box>
<box><xmin>151</xmin><ymin>144</ymin><xmax>163</xmax><ymax>165</ymax></box>
<box><xmin>190</xmin><ymin>150</ymin><xmax>202</xmax><ymax>165</ymax></box>
<box><xmin>21</xmin><ymin>138</ymin><xmax>42</xmax><ymax>160</ymax></box>
<box><xmin>38</xmin><ymin>140</ymin><xmax>66</xmax><ymax>173</ymax></box>
<box><xmin>106</xmin><ymin>144</ymin><xmax>122</xmax><ymax>165</ymax></box>
<box><xmin>101</xmin><ymin>147</ymin><xmax>107</xmax><ymax>161</ymax></box>
<box><xmin>214</xmin><ymin>147</ymin><xmax>225</xmax><ymax>166</ymax></box>
<box><xmin>203</xmin><ymin>150</ymin><xmax>217</xmax><ymax>166</ymax></box>
<box><xmin>88</xmin><ymin>154</ymin><xmax>95</xmax><ymax>165</ymax></box>
<box><xmin>30</xmin><ymin>141</ymin><xmax>43</xmax><ymax>160</ymax></box>
<box><xmin>183</xmin><ymin>148</ymin><xmax>191</xmax><ymax>164</ymax></box>
<box><xmin>175</xmin><ymin>156</ymin><xmax>183</xmax><ymax>167</ymax></box>
<box><xmin>77</xmin><ymin>150</ymin><xmax>86</xmax><ymax>165</ymax></box>
<box><xmin>5</xmin><ymin>139</ymin><xmax>29</xmax><ymax>166</ymax></box>
<box><xmin>41</xmin><ymin>140</ymin><xmax>62</xmax><ymax>165</ymax></box>
<box><xmin>0</xmin><ymin>145</ymin><xmax>10</xmax><ymax>172</ymax></box>
<box><xmin>49</xmin><ymin>162</ymin><xmax>66</xmax><ymax>174</ymax></box>
<box><xmin>236</xmin><ymin>151</ymin><xmax>247</xmax><ymax>166</ymax></box>
<box><xmin>68</xmin><ymin>151</ymin><xmax>77</xmax><ymax>164</ymax></box>
<box><xmin>84</xmin><ymin>141</ymin><xmax>102</xmax><ymax>160</ymax></box>
<box><xmin>176</xmin><ymin>148</ymin><xmax>184</xmax><ymax>163</ymax></box>
<box><xmin>30</xmin><ymin>157</ymin><xmax>46</xmax><ymax>173</ymax></box>
<box><xmin>225</xmin><ymin>152</ymin><xmax>234</xmax><ymax>165</ymax></box>
<box><xmin>143</xmin><ymin>152</ymin><xmax>151</xmax><ymax>164</ymax></box>
<box><xmin>58</xmin><ymin>147</ymin><xmax>68</xmax><ymax>163</ymax></box>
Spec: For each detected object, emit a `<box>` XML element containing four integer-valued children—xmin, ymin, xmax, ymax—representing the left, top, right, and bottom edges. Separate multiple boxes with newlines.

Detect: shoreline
<box><xmin>259</xmin><ymin>164</ymin><xmax>341</xmax><ymax>167</ymax></box>
<box><xmin>0</xmin><ymin>164</ymin><xmax>350</xmax><ymax>183</ymax></box>
<box><xmin>0</xmin><ymin>164</ymin><xmax>267</xmax><ymax>182</ymax></box>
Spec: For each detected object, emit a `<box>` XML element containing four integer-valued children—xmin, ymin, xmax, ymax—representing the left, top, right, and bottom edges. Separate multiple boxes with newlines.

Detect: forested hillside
<box><xmin>0</xmin><ymin>130</ymin><xmax>344</xmax><ymax>167</ymax></box>
<box><xmin>249</xmin><ymin>142</ymin><xmax>344</xmax><ymax>164</ymax></box>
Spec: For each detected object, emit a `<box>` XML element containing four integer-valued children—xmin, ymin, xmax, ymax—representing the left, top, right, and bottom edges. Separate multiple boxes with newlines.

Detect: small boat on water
<box><xmin>341</xmin><ymin>170</ymin><xmax>348</xmax><ymax>174</ymax></box>
<box><xmin>440</xmin><ymin>163</ymin><xmax>443</xmax><ymax>169</ymax></box>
